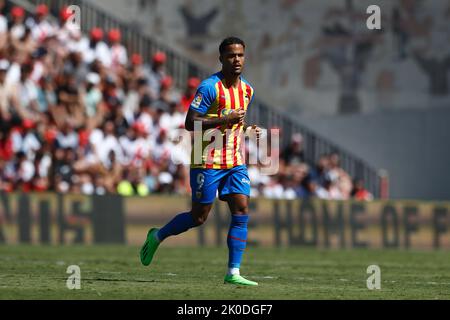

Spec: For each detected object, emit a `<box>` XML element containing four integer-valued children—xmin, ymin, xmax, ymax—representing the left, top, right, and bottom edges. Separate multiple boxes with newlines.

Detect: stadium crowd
<box><xmin>0</xmin><ymin>4</ymin><xmax>373</xmax><ymax>201</ymax></box>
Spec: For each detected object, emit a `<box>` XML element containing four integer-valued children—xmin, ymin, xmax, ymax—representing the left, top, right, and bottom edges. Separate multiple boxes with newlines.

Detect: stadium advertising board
<box><xmin>269</xmin><ymin>199</ymin><xmax>450</xmax><ymax>249</ymax></box>
<box><xmin>2</xmin><ymin>194</ymin><xmax>449</xmax><ymax>249</ymax></box>
<box><xmin>0</xmin><ymin>193</ymin><xmax>125</xmax><ymax>244</ymax></box>
<box><xmin>123</xmin><ymin>196</ymin><xmax>450</xmax><ymax>249</ymax></box>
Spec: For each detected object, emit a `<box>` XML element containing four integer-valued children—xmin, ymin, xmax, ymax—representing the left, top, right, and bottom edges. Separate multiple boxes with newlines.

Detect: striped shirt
<box><xmin>189</xmin><ymin>71</ymin><xmax>254</xmax><ymax>169</ymax></box>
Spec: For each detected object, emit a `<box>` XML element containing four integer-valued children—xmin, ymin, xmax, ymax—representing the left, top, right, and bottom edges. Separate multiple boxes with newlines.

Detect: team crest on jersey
<box><xmin>191</xmin><ymin>93</ymin><xmax>203</xmax><ymax>108</ymax></box>
<box><xmin>244</xmin><ymin>94</ymin><xmax>250</xmax><ymax>102</ymax></box>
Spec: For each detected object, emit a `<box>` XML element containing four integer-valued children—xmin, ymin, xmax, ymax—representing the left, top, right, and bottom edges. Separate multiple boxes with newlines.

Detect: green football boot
<box><xmin>224</xmin><ymin>274</ymin><xmax>258</xmax><ymax>286</ymax></box>
<box><xmin>140</xmin><ymin>228</ymin><xmax>160</xmax><ymax>266</ymax></box>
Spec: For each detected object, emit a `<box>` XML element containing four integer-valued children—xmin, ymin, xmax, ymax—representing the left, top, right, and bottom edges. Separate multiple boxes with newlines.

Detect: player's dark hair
<box><xmin>219</xmin><ymin>37</ymin><xmax>245</xmax><ymax>55</ymax></box>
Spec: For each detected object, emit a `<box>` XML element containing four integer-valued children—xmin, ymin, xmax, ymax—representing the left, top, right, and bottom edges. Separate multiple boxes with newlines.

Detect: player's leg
<box><xmin>156</xmin><ymin>201</ymin><xmax>212</xmax><ymax>242</ymax></box>
<box><xmin>156</xmin><ymin>168</ymin><xmax>218</xmax><ymax>241</ymax></box>
<box><xmin>140</xmin><ymin>202</ymin><xmax>212</xmax><ymax>266</ymax></box>
<box><xmin>225</xmin><ymin>193</ymin><xmax>250</xmax><ymax>274</ymax></box>
<box><xmin>219</xmin><ymin>166</ymin><xmax>258</xmax><ymax>286</ymax></box>
<box><xmin>140</xmin><ymin>168</ymin><xmax>218</xmax><ymax>266</ymax></box>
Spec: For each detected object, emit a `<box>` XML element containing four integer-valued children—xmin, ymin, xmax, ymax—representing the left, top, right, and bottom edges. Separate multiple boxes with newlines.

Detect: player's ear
<box><xmin>219</xmin><ymin>55</ymin><xmax>223</xmax><ymax>64</ymax></box>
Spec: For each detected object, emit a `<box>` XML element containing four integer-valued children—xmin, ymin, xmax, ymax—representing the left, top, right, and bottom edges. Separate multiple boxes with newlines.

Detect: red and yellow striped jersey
<box><xmin>189</xmin><ymin>72</ymin><xmax>255</xmax><ymax>169</ymax></box>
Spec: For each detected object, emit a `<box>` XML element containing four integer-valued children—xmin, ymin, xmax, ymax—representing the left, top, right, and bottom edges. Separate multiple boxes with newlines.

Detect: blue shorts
<box><xmin>190</xmin><ymin>165</ymin><xmax>251</xmax><ymax>204</ymax></box>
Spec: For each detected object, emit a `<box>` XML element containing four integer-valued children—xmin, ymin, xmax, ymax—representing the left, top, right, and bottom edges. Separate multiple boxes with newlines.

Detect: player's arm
<box><xmin>185</xmin><ymin>80</ymin><xmax>245</xmax><ymax>131</ymax></box>
<box><xmin>185</xmin><ymin>108</ymin><xmax>245</xmax><ymax>131</ymax></box>
<box><xmin>241</xmin><ymin>90</ymin><xmax>262</xmax><ymax>139</ymax></box>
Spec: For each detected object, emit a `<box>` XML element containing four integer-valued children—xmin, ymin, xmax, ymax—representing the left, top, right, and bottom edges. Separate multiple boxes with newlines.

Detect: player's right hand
<box><xmin>226</xmin><ymin>109</ymin><xmax>246</xmax><ymax>125</ymax></box>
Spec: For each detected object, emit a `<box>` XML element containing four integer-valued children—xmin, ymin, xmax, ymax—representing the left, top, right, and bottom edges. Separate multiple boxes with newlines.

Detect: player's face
<box><xmin>220</xmin><ymin>44</ymin><xmax>245</xmax><ymax>76</ymax></box>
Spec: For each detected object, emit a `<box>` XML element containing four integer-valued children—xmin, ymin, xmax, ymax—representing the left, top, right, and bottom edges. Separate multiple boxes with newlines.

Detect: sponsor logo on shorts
<box><xmin>241</xmin><ymin>178</ymin><xmax>250</xmax><ymax>185</ymax></box>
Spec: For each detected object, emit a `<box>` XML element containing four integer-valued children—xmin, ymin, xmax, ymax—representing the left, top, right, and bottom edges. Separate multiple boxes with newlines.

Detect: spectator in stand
<box><xmin>296</xmin><ymin>174</ymin><xmax>314</xmax><ymax>199</ymax></box>
<box><xmin>146</xmin><ymin>51</ymin><xmax>167</xmax><ymax>100</ymax></box>
<box><xmin>0</xmin><ymin>59</ymin><xmax>20</xmax><ymax>121</ymax></box>
<box><xmin>247</xmin><ymin>164</ymin><xmax>270</xmax><ymax>197</ymax></box>
<box><xmin>281</xmin><ymin>133</ymin><xmax>304</xmax><ymax>165</ymax></box>
<box><xmin>135</xmin><ymin>95</ymin><xmax>155</xmax><ymax>135</ymax></box>
<box><xmin>152</xmin><ymin>128</ymin><xmax>172</xmax><ymax>165</ymax></box>
<box><xmin>100</xmin><ymin>149</ymin><xmax>123</xmax><ymax>193</ymax></box>
<box><xmin>117</xmin><ymin>167</ymin><xmax>149</xmax><ymax>197</ymax></box>
<box><xmin>125</xmin><ymin>121</ymin><xmax>153</xmax><ymax>167</ymax></box>
<box><xmin>84</xmin><ymin>27</ymin><xmax>111</xmax><ymax>67</ymax></box>
<box><xmin>119</xmin><ymin>125</ymin><xmax>136</xmax><ymax>165</ymax></box>
<box><xmin>14</xmin><ymin>151</ymin><xmax>35</xmax><ymax>191</ymax></box>
<box><xmin>111</xmin><ymin>106</ymin><xmax>129</xmax><ymax>137</ymax></box>
<box><xmin>26</xmin><ymin>4</ymin><xmax>56</xmax><ymax>43</ymax></box>
<box><xmin>31</xmin><ymin>147</ymin><xmax>51</xmax><ymax>192</ymax></box>
<box><xmin>351</xmin><ymin>178</ymin><xmax>374</xmax><ymax>201</ymax></box>
<box><xmin>309</xmin><ymin>153</ymin><xmax>329</xmax><ymax>186</ymax></box>
<box><xmin>129</xmin><ymin>53</ymin><xmax>145</xmax><ymax>79</ymax></box>
<box><xmin>121</xmin><ymin>78</ymin><xmax>138</xmax><ymax>124</ymax></box>
<box><xmin>107</xmin><ymin>28</ymin><xmax>128</xmax><ymax>72</ymax></box>
<box><xmin>57</xmin><ymin>6</ymin><xmax>77</xmax><ymax>40</ymax></box>
<box><xmin>11</xmin><ymin>118</ymin><xmax>40</xmax><ymax>160</ymax></box>
<box><xmin>313</xmin><ymin>173</ymin><xmax>342</xmax><ymax>200</ymax></box>
<box><xmin>82</xmin><ymin>72</ymin><xmax>103</xmax><ymax>123</ymax></box>
<box><xmin>30</xmin><ymin>46</ymin><xmax>49</xmax><ymax>85</ymax></box>
<box><xmin>55</xmin><ymin>120</ymin><xmax>78</xmax><ymax>150</ymax></box>
<box><xmin>36</xmin><ymin>75</ymin><xmax>56</xmax><ymax>113</ymax></box>
<box><xmin>9</xmin><ymin>6</ymin><xmax>26</xmax><ymax>40</ymax></box>
<box><xmin>159</xmin><ymin>100</ymin><xmax>185</xmax><ymax>132</ymax></box>
<box><xmin>327</xmin><ymin>152</ymin><xmax>352</xmax><ymax>199</ymax></box>
<box><xmin>262</xmin><ymin>175</ymin><xmax>285</xmax><ymax>199</ymax></box>
<box><xmin>0</xmin><ymin>128</ymin><xmax>13</xmax><ymax>161</ymax></box>
<box><xmin>290</xmin><ymin>163</ymin><xmax>309</xmax><ymax>198</ymax></box>
<box><xmin>159</xmin><ymin>75</ymin><xmax>181</xmax><ymax>106</ymax></box>
<box><xmin>63</xmin><ymin>50</ymin><xmax>89</xmax><ymax>87</ymax></box>
<box><xmin>102</xmin><ymin>74</ymin><xmax>124</xmax><ymax>116</ymax></box>
<box><xmin>0</xmin><ymin>0</ymin><xmax>8</xmax><ymax>50</ymax></box>
<box><xmin>93</xmin><ymin>120</ymin><xmax>124</xmax><ymax>168</ymax></box>
<box><xmin>11</xmin><ymin>26</ymin><xmax>37</xmax><ymax>63</ymax></box>
<box><xmin>0</xmin><ymin>158</ymin><xmax>10</xmax><ymax>192</ymax></box>
<box><xmin>56</xmin><ymin>71</ymin><xmax>84</xmax><ymax>127</ymax></box>
<box><xmin>5</xmin><ymin>47</ymin><xmax>22</xmax><ymax>85</ymax></box>
<box><xmin>179</xmin><ymin>76</ymin><xmax>200</xmax><ymax>112</ymax></box>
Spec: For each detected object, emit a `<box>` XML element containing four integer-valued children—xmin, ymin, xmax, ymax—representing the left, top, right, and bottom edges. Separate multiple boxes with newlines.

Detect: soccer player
<box><xmin>140</xmin><ymin>37</ymin><xmax>262</xmax><ymax>286</ymax></box>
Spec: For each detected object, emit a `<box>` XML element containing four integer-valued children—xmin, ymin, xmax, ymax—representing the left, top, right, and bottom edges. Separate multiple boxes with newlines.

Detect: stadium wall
<box><xmin>304</xmin><ymin>107</ymin><xmax>450</xmax><ymax>201</ymax></box>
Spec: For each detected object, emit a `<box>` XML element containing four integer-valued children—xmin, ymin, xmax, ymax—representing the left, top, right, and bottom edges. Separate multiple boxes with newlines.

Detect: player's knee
<box><xmin>233</xmin><ymin>206</ymin><xmax>249</xmax><ymax>215</ymax></box>
<box><xmin>191</xmin><ymin>203</ymin><xmax>212</xmax><ymax>226</ymax></box>
<box><xmin>193</xmin><ymin>215</ymin><xmax>208</xmax><ymax>226</ymax></box>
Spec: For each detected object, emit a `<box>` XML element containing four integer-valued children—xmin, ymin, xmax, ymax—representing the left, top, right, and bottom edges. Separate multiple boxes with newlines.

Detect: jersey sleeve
<box><xmin>189</xmin><ymin>81</ymin><xmax>217</xmax><ymax>115</ymax></box>
<box><xmin>249</xmin><ymin>88</ymin><xmax>255</xmax><ymax>107</ymax></box>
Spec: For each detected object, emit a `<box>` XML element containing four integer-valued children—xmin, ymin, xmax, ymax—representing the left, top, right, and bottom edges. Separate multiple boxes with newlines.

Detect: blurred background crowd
<box><xmin>0</xmin><ymin>2</ymin><xmax>373</xmax><ymax>201</ymax></box>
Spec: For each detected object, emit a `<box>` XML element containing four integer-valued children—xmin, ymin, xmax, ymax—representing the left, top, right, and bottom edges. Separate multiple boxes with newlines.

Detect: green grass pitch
<box><xmin>1</xmin><ymin>245</ymin><xmax>450</xmax><ymax>300</ymax></box>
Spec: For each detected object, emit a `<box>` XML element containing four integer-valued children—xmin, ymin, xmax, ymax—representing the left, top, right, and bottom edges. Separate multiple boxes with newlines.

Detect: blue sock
<box><xmin>157</xmin><ymin>212</ymin><xmax>197</xmax><ymax>242</ymax></box>
<box><xmin>227</xmin><ymin>214</ymin><xmax>249</xmax><ymax>269</ymax></box>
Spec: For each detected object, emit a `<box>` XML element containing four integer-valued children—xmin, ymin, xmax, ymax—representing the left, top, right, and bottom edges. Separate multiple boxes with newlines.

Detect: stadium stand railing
<box><xmin>13</xmin><ymin>0</ymin><xmax>389</xmax><ymax>199</ymax></box>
